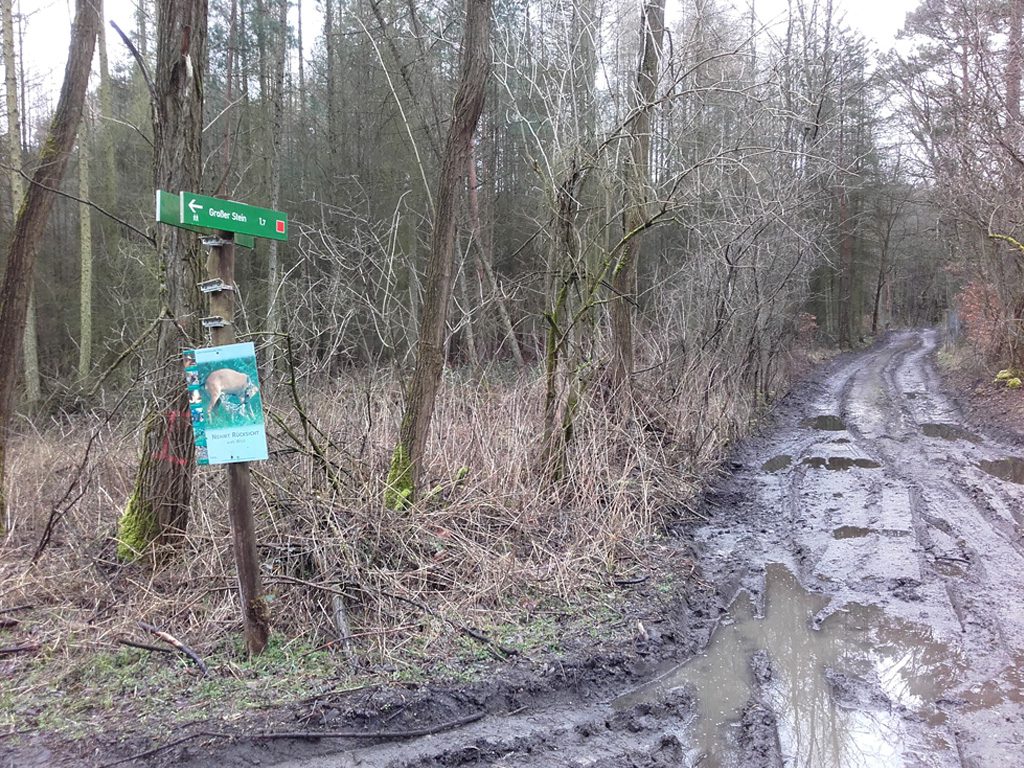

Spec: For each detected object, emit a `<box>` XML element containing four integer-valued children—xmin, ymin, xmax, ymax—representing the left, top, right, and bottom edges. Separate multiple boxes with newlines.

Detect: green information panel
<box><xmin>179</xmin><ymin>192</ymin><xmax>288</xmax><ymax>241</ymax></box>
<box><xmin>155</xmin><ymin>190</ymin><xmax>255</xmax><ymax>248</ymax></box>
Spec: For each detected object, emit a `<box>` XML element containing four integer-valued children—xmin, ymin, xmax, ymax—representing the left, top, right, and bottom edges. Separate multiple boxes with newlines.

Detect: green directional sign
<box><xmin>179</xmin><ymin>192</ymin><xmax>288</xmax><ymax>241</ymax></box>
<box><xmin>156</xmin><ymin>190</ymin><xmax>255</xmax><ymax>249</ymax></box>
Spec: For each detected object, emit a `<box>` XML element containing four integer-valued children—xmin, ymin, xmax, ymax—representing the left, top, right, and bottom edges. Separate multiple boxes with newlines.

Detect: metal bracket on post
<box><xmin>202</xmin><ymin>236</ymin><xmax>232</xmax><ymax>248</ymax></box>
<box><xmin>201</xmin><ymin>315</ymin><xmax>230</xmax><ymax>329</ymax></box>
<box><xmin>197</xmin><ymin>278</ymin><xmax>234</xmax><ymax>294</ymax></box>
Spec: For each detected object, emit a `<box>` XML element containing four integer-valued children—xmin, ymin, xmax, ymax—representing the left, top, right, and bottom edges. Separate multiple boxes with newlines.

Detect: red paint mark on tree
<box><xmin>152</xmin><ymin>408</ymin><xmax>189</xmax><ymax>466</ymax></box>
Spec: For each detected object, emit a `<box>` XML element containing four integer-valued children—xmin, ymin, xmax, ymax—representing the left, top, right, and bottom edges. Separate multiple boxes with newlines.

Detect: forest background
<box><xmin>2</xmin><ymin>0</ymin><xmax>1023</xmax><ymax>741</ymax></box>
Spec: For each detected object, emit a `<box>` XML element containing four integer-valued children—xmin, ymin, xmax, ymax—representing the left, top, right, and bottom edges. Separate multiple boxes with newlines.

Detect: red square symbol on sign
<box><xmin>276</xmin><ymin>220</ymin><xmax>285</xmax><ymax>233</ymax></box>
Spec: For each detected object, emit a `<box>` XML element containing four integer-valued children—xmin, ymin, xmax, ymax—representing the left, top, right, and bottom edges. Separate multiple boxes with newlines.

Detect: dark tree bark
<box><xmin>385</xmin><ymin>0</ymin><xmax>492</xmax><ymax>506</ymax></box>
<box><xmin>117</xmin><ymin>0</ymin><xmax>208</xmax><ymax>558</ymax></box>
<box><xmin>609</xmin><ymin>0</ymin><xmax>665</xmax><ymax>395</ymax></box>
<box><xmin>0</xmin><ymin>0</ymin><xmax>99</xmax><ymax>529</ymax></box>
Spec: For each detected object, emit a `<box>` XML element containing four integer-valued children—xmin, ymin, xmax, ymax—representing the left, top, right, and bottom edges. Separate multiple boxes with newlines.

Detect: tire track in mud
<box><xmin>807</xmin><ymin>330</ymin><xmax>1024</xmax><ymax>767</ymax></box>
<box><xmin>686</xmin><ymin>330</ymin><xmax>1024</xmax><ymax>768</ymax></box>
<box><xmin>257</xmin><ymin>694</ymin><xmax>698</xmax><ymax>768</ymax></box>
<box><xmin>881</xmin><ymin>337</ymin><xmax>1024</xmax><ymax>767</ymax></box>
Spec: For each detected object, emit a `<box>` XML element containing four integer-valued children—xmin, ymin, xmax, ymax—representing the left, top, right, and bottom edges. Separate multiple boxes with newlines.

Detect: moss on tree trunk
<box><xmin>384</xmin><ymin>443</ymin><xmax>414</xmax><ymax>510</ymax></box>
<box><xmin>116</xmin><ymin>489</ymin><xmax>158</xmax><ymax>560</ymax></box>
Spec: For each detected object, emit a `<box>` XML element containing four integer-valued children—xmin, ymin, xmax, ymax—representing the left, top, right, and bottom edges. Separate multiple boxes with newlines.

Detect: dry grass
<box><xmin>0</xmin><ymin>351</ymin><xmax>802</xmax><ymax>742</ymax></box>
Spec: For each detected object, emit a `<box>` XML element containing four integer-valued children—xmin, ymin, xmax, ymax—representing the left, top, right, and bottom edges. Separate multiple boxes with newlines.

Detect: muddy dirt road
<box><xmin>689</xmin><ymin>328</ymin><xmax>1024</xmax><ymax>767</ymax></box>
<box><xmin>174</xmin><ymin>330</ymin><xmax>1024</xmax><ymax>767</ymax></box>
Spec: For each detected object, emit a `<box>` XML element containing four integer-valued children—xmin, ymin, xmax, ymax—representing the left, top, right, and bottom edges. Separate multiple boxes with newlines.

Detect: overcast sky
<box><xmin>840</xmin><ymin>1</ymin><xmax>917</xmax><ymax>47</ymax></box>
<box><xmin>19</xmin><ymin>0</ymin><xmax>922</xmax><ymax>117</ymax></box>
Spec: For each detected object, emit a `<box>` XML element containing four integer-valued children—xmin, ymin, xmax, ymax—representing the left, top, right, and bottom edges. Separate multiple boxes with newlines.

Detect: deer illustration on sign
<box><xmin>182</xmin><ymin>342</ymin><xmax>268</xmax><ymax>465</ymax></box>
<box><xmin>206</xmin><ymin>368</ymin><xmax>259</xmax><ymax>420</ymax></box>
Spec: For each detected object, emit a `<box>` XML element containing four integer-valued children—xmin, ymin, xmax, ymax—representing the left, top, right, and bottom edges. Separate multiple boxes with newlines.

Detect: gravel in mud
<box><xmin>8</xmin><ymin>330</ymin><xmax>1023</xmax><ymax>768</ymax></box>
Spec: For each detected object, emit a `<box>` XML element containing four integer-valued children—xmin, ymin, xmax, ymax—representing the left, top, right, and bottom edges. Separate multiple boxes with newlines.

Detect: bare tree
<box><xmin>609</xmin><ymin>0</ymin><xmax>665</xmax><ymax>395</ymax></box>
<box><xmin>2</xmin><ymin>0</ymin><xmax>39</xmax><ymax>406</ymax></box>
<box><xmin>264</xmin><ymin>0</ymin><xmax>288</xmax><ymax>389</ymax></box>
<box><xmin>78</xmin><ymin>115</ymin><xmax>93</xmax><ymax>379</ymax></box>
<box><xmin>116</xmin><ymin>0</ymin><xmax>208</xmax><ymax>558</ymax></box>
<box><xmin>0</xmin><ymin>0</ymin><xmax>99</xmax><ymax>528</ymax></box>
<box><xmin>385</xmin><ymin>0</ymin><xmax>492</xmax><ymax>507</ymax></box>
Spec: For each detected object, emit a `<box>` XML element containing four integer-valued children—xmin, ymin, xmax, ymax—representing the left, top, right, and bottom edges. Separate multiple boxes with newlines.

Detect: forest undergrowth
<box><xmin>0</xmin><ymin>340</ymin><xmax>821</xmax><ymax>742</ymax></box>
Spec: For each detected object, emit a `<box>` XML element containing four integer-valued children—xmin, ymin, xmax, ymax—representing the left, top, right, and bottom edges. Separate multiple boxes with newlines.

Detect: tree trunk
<box><xmin>221</xmin><ymin>0</ymin><xmax>236</xmax><ymax>191</ymax></box>
<box><xmin>97</xmin><ymin>17</ymin><xmax>117</xmax><ymax>206</ymax></box>
<box><xmin>324</xmin><ymin>0</ymin><xmax>337</xmax><ymax>168</ymax></box>
<box><xmin>117</xmin><ymin>0</ymin><xmax>208</xmax><ymax>559</ymax></box>
<box><xmin>2</xmin><ymin>0</ymin><xmax>39</xmax><ymax>407</ymax></box>
<box><xmin>1007</xmin><ymin>0</ymin><xmax>1022</xmax><ymax>198</ymax></box>
<box><xmin>385</xmin><ymin>0</ymin><xmax>491</xmax><ymax>507</ymax></box>
<box><xmin>265</xmin><ymin>0</ymin><xmax>287</xmax><ymax>391</ymax></box>
<box><xmin>21</xmin><ymin>294</ymin><xmax>39</xmax><ymax>403</ymax></box>
<box><xmin>297</xmin><ymin>0</ymin><xmax>305</xmax><ymax>116</ymax></box>
<box><xmin>609</xmin><ymin>0</ymin><xmax>665</xmax><ymax>394</ymax></box>
<box><xmin>0</xmin><ymin>0</ymin><xmax>99</xmax><ymax>529</ymax></box>
<box><xmin>136</xmin><ymin>0</ymin><xmax>149</xmax><ymax>58</ymax></box>
<box><xmin>78</xmin><ymin>119</ymin><xmax>93</xmax><ymax>379</ymax></box>
<box><xmin>467</xmin><ymin>142</ymin><xmax>524</xmax><ymax>365</ymax></box>
<box><xmin>458</xmin><ymin>250</ymin><xmax>480</xmax><ymax>367</ymax></box>
<box><xmin>837</xmin><ymin>189</ymin><xmax>854</xmax><ymax>347</ymax></box>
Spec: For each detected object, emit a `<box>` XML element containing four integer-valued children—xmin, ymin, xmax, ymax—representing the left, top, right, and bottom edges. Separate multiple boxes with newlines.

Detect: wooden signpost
<box><xmin>157</xmin><ymin>190</ymin><xmax>288</xmax><ymax>655</ymax></box>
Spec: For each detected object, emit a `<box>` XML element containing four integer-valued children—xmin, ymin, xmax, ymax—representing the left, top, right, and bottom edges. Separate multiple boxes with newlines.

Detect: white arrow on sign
<box><xmin>188</xmin><ymin>198</ymin><xmax>203</xmax><ymax>215</ymax></box>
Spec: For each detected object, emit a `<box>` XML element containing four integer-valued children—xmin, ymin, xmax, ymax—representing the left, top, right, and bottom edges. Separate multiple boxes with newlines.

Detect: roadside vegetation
<box><xmin>1</xmin><ymin>346</ymin><xmax>808</xmax><ymax>744</ymax></box>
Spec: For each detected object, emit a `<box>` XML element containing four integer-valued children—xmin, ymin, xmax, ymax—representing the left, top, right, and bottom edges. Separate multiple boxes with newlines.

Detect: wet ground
<box><xmin>690</xmin><ymin>329</ymin><xmax>1024</xmax><ymax>767</ymax></box>
<box><xmin>14</xmin><ymin>331</ymin><xmax>1022</xmax><ymax>767</ymax></box>
<box><xmin>213</xmin><ymin>330</ymin><xmax>1019</xmax><ymax>768</ymax></box>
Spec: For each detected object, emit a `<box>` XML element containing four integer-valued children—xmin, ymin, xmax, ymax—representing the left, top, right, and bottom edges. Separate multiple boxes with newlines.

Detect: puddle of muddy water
<box><xmin>615</xmin><ymin>564</ymin><xmax>964</xmax><ymax>767</ymax></box>
<box><xmin>921</xmin><ymin>423</ymin><xmax>982</xmax><ymax>444</ymax></box>
<box><xmin>762</xmin><ymin>455</ymin><xmax>792</xmax><ymax>473</ymax></box>
<box><xmin>802</xmin><ymin>415</ymin><xmax>847</xmax><ymax>431</ymax></box>
<box><xmin>979</xmin><ymin>458</ymin><xmax>1024</xmax><ymax>484</ymax></box>
<box><xmin>802</xmin><ymin>456</ymin><xmax>882</xmax><ymax>471</ymax></box>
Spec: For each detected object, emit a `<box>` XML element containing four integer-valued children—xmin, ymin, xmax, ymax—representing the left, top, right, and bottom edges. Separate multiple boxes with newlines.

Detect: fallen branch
<box><xmin>138</xmin><ymin>621</ymin><xmax>209</xmax><ymax>676</ymax></box>
<box><xmin>935</xmin><ymin>554</ymin><xmax>970</xmax><ymax>564</ymax></box>
<box><xmin>0</xmin><ymin>643</ymin><xmax>39</xmax><ymax>656</ymax></box>
<box><xmin>118</xmin><ymin>638</ymin><xmax>177</xmax><ymax>656</ymax></box>
<box><xmin>254</xmin><ymin>710</ymin><xmax>486</xmax><ymax>741</ymax></box>
<box><xmin>613</xmin><ymin>574</ymin><xmax>649</xmax><ymax>586</ymax></box>
<box><xmin>98</xmin><ymin>731</ymin><xmax>225</xmax><ymax>768</ymax></box>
